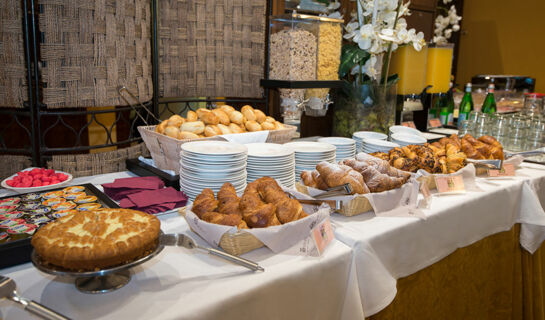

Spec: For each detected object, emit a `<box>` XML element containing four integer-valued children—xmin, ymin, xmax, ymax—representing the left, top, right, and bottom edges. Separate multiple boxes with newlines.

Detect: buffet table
<box><xmin>332</xmin><ymin>162</ymin><xmax>545</xmax><ymax>318</ymax></box>
<box><xmin>0</xmin><ymin>172</ymin><xmax>364</xmax><ymax>320</ymax></box>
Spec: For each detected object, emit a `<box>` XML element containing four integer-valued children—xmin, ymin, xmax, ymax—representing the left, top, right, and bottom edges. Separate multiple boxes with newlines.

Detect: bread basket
<box><xmin>138</xmin><ymin>124</ymin><xmax>297</xmax><ymax>172</ymax></box>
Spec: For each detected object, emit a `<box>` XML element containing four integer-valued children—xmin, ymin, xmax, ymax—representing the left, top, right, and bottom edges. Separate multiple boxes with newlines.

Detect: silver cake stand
<box><xmin>31</xmin><ymin>244</ymin><xmax>164</xmax><ymax>294</ymax></box>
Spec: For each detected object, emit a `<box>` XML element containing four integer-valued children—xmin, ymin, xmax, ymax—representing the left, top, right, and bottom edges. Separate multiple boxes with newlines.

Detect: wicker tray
<box><xmin>138</xmin><ymin>124</ymin><xmax>297</xmax><ymax>172</ymax></box>
<box><xmin>179</xmin><ymin>207</ymin><xmax>265</xmax><ymax>256</ymax></box>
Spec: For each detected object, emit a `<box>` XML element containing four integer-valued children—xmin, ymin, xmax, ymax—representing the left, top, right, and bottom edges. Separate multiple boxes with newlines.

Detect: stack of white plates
<box><xmin>389</xmin><ymin>125</ymin><xmax>423</xmax><ymax>138</ymax></box>
<box><xmin>390</xmin><ymin>133</ymin><xmax>427</xmax><ymax>146</ymax></box>
<box><xmin>361</xmin><ymin>138</ymin><xmax>400</xmax><ymax>153</ymax></box>
<box><xmin>180</xmin><ymin>141</ymin><xmax>248</xmax><ymax>200</ymax></box>
<box><xmin>246</xmin><ymin>143</ymin><xmax>296</xmax><ymax>189</ymax></box>
<box><xmin>352</xmin><ymin>131</ymin><xmax>388</xmax><ymax>152</ymax></box>
<box><xmin>317</xmin><ymin>137</ymin><xmax>356</xmax><ymax>161</ymax></box>
<box><xmin>283</xmin><ymin>142</ymin><xmax>336</xmax><ymax>180</ymax></box>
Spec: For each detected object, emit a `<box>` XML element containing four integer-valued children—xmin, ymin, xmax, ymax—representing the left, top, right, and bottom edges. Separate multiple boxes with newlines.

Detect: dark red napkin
<box><xmin>102</xmin><ymin>177</ymin><xmax>187</xmax><ymax>214</ymax></box>
<box><xmin>102</xmin><ymin>176</ymin><xmax>165</xmax><ymax>201</ymax></box>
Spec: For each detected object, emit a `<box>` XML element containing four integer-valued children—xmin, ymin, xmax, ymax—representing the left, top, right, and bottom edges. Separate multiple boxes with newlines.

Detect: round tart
<box><xmin>31</xmin><ymin>208</ymin><xmax>161</xmax><ymax>271</ymax></box>
<box><xmin>42</xmin><ymin>198</ymin><xmax>65</xmax><ymax>207</ymax></box>
<box><xmin>51</xmin><ymin>201</ymin><xmax>76</xmax><ymax>211</ymax></box>
<box><xmin>63</xmin><ymin>186</ymin><xmax>85</xmax><ymax>194</ymax></box>
<box><xmin>64</xmin><ymin>192</ymin><xmax>86</xmax><ymax>200</ymax></box>
<box><xmin>74</xmin><ymin>195</ymin><xmax>97</xmax><ymax>204</ymax></box>
<box><xmin>41</xmin><ymin>191</ymin><xmax>64</xmax><ymax>199</ymax></box>
<box><xmin>77</xmin><ymin>203</ymin><xmax>102</xmax><ymax>211</ymax></box>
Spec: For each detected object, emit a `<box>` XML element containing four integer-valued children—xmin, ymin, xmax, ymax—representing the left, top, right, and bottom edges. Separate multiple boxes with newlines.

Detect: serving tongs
<box><xmin>0</xmin><ymin>275</ymin><xmax>71</xmax><ymax>320</ymax></box>
<box><xmin>466</xmin><ymin>159</ymin><xmax>503</xmax><ymax>170</ymax></box>
<box><xmin>505</xmin><ymin>147</ymin><xmax>545</xmax><ymax>160</ymax></box>
<box><xmin>288</xmin><ymin>184</ymin><xmax>352</xmax><ymax>211</ymax></box>
<box><xmin>117</xmin><ymin>86</ymin><xmax>161</xmax><ymax>125</ymax></box>
<box><xmin>159</xmin><ymin>233</ymin><xmax>264</xmax><ymax>272</ymax></box>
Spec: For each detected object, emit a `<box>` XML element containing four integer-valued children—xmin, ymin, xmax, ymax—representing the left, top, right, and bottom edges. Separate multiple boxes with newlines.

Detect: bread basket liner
<box><xmin>295</xmin><ymin>177</ymin><xmax>420</xmax><ymax>217</ymax></box>
<box><xmin>138</xmin><ymin>124</ymin><xmax>297</xmax><ymax>172</ymax></box>
<box><xmin>415</xmin><ymin>155</ymin><xmax>524</xmax><ymax>190</ymax></box>
<box><xmin>181</xmin><ymin>192</ymin><xmax>330</xmax><ymax>256</ymax></box>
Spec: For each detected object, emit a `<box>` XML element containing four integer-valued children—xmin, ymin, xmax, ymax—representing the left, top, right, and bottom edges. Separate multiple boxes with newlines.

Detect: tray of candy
<box><xmin>0</xmin><ymin>184</ymin><xmax>119</xmax><ymax>269</ymax></box>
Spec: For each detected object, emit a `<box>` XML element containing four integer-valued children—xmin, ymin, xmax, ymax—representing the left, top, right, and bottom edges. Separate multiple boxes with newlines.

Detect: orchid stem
<box><xmin>381</xmin><ymin>0</ymin><xmax>402</xmax><ymax>89</ymax></box>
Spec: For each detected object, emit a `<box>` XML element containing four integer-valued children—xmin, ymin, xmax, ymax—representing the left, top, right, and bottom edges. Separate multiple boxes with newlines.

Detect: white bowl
<box><xmin>389</xmin><ymin>125</ymin><xmax>423</xmax><ymax>137</ymax></box>
<box><xmin>353</xmin><ymin>131</ymin><xmax>388</xmax><ymax>141</ymax></box>
<box><xmin>391</xmin><ymin>133</ymin><xmax>427</xmax><ymax>145</ymax></box>
<box><xmin>1</xmin><ymin>168</ymin><xmax>73</xmax><ymax>194</ymax></box>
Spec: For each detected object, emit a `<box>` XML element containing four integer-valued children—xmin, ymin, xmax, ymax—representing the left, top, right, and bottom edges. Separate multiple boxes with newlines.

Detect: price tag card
<box><xmin>311</xmin><ymin>218</ymin><xmax>334</xmax><ymax>255</ymax></box>
<box><xmin>487</xmin><ymin>163</ymin><xmax>515</xmax><ymax>177</ymax></box>
<box><xmin>428</xmin><ymin>118</ymin><xmax>442</xmax><ymax>128</ymax></box>
<box><xmin>402</xmin><ymin>121</ymin><xmax>416</xmax><ymax>129</ymax></box>
<box><xmin>418</xmin><ymin>180</ymin><xmax>433</xmax><ymax>208</ymax></box>
<box><xmin>434</xmin><ymin>175</ymin><xmax>465</xmax><ymax>194</ymax></box>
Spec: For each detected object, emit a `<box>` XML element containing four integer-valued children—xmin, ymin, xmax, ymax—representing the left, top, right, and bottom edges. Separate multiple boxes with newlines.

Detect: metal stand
<box><xmin>75</xmin><ymin>270</ymin><xmax>132</xmax><ymax>294</ymax></box>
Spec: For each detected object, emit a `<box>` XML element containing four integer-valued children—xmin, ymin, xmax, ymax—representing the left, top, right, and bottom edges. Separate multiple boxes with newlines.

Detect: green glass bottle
<box><xmin>458</xmin><ymin>83</ymin><xmax>474</xmax><ymax>125</ymax></box>
<box><xmin>429</xmin><ymin>93</ymin><xmax>442</xmax><ymax>120</ymax></box>
<box><xmin>446</xmin><ymin>88</ymin><xmax>455</xmax><ymax>125</ymax></box>
<box><xmin>481</xmin><ymin>84</ymin><xmax>497</xmax><ymax>114</ymax></box>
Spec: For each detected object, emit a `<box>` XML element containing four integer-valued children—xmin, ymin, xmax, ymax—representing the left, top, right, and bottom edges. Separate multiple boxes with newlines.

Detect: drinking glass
<box><xmin>468</xmin><ymin>110</ymin><xmax>480</xmax><ymax>124</ymax></box>
<box><xmin>458</xmin><ymin>120</ymin><xmax>474</xmax><ymax>137</ymax></box>
<box><xmin>526</xmin><ymin>119</ymin><xmax>545</xmax><ymax>150</ymax></box>
<box><xmin>508</xmin><ymin>118</ymin><xmax>527</xmax><ymax>152</ymax></box>
<box><xmin>474</xmin><ymin>113</ymin><xmax>490</xmax><ymax>137</ymax></box>
<box><xmin>489</xmin><ymin>114</ymin><xmax>509</xmax><ymax>146</ymax></box>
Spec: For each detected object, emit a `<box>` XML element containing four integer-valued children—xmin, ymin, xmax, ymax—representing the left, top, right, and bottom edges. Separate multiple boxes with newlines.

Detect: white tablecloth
<box><xmin>0</xmin><ymin>172</ymin><xmax>364</xmax><ymax>320</ymax></box>
<box><xmin>333</xmin><ymin>163</ymin><xmax>545</xmax><ymax>317</ymax></box>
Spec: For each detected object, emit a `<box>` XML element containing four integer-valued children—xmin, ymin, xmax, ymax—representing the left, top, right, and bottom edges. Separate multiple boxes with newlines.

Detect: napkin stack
<box><xmin>102</xmin><ymin>176</ymin><xmax>187</xmax><ymax>214</ymax></box>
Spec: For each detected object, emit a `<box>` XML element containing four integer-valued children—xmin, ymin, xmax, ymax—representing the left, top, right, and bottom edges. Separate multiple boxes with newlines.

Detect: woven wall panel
<box><xmin>159</xmin><ymin>0</ymin><xmax>266</xmax><ymax>98</ymax></box>
<box><xmin>39</xmin><ymin>0</ymin><xmax>153</xmax><ymax>108</ymax></box>
<box><xmin>0</xmin><ymin>0</ymin><xmax>28</xmax><ymax>108</ymax></box>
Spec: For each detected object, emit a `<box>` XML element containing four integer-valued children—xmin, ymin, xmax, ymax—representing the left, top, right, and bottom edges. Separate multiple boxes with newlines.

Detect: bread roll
<box><xmin>178</xmin><ymin>131</ymin><xmax>200</xmax><ymax>140</ymax></box>
<box><xmin>155</xmin><ymin>120</ymin><xmax>168</xmax><ymax>134</ymax></box>
<box><xmin>167</xmin><ymin>115</ymin><xmax>185</xmax><ymax>128</ymax></box>
<box><xmin>238</xmin><ymin>123</ymin><xmax>247</xmax><ymax>132</ymax></box>
<box><xmin>164</xmin><ymin>126</ymin><xmax>180</xmax><ymax>139</ymax></box>
<box><xmin>217</xmin><ymin>124</ymin><xmax>232</xmax><ymax>135</ymax></box>
<box><xmin>274</xmin><ymin>121</ymin><xmax>285</xmax><ymax>130</ymax></box>
<box><xmin>265</xmin><ymin>116</ymin><xmax>275</xmax><ymax>123</ymax></box>
<box><xmin>220</xmin><ymin>105</ymin><xmax>235</xmax><ymax>115</ymax></box>
<box><xmin>196</xmin><ymin>108</ymin><xmax>219</xmax><ymax>125</ymax></box>
<box><xmin>241</xmin><ymin>105</ymin><xmax>256</xmax><ymax>122</ymax></box>
<box><xmin>229</xmin><ymin>123</ymin><xmax>243</xmax><ymax>134</ymax></box>
<box><xmin>204</xmin><ymin>125</ymin><xmax>222</xmax><ymax>137</ymax></box>
<box><xmin>181</xmin><ymin>121</ymin><xmax>205</xmax><ymax>134</ymax></box>
<box><xmin>245</xmin><ymin>120</ymin><xmax>262</xmax><ymax>132</ymax></box>
<box><xmin>186</xmin><ymin>110</ymin><xmax>198</xmax><ymax>122</ymax></box>
<box><xmin>229</xmin><ymin>110</ymin><xmax>244</xmax><ymax>124</ymax></box>
<box><xmin>212</xmin><ymin>109</ymin><xmax>230</xmax><ymax>125</ymax></box>
<box><xmin>261</xmin><ymin>121</ymin><xmax>275</xmax><ymax>130</ymax></box>
<box><xmin>254</xmin><ymin>109</ymin><xmax>266</xmax><ymax>124</ymax></box>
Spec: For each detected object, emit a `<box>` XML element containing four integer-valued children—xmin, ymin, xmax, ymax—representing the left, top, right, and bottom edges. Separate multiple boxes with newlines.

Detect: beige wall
<box><xmin>456</xmin><ymin>0</ymin><xmax>545</xmax><ymax>92</ymax></box>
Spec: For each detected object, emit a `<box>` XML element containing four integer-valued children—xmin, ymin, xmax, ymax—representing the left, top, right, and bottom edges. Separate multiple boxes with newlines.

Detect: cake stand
<box><xmin>31</xmin><ymin>244</ymin><xmax>164</xmax><ymax>294</ymax></box>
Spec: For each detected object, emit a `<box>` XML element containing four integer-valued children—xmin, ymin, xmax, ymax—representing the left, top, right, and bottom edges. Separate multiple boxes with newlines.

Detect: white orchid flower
<box><xmin>412</xmin><ymin>31</ymin><xmax>425</xmax><ymax>51</ymax></box>
<box><xmin>350</xmin><ymin>64</ymin><xmax>364</xmax><ymax>76</ymax></box>
<box><xmin>379</xmin><ymin>28</ymin><xmax>398</xmax><ymax>42</ymax></box>
<box><xmin>444</xmin><ymin>28</ymin><xmax>452</xmax><ymax>39</ymax></box>
<box><xmin>452</xmin><ymin>24</ymin><xmax>460</xmax><ymax>32</ymax></box>
<box><xmin>364</xmin><ymin>55</ymin><xmax>378</xmax><ymax>78</ymax></box>
<box><xmin>354</xmin><ymin>24</ymin><xmax>375</xmax><ymax>50</ymax></box>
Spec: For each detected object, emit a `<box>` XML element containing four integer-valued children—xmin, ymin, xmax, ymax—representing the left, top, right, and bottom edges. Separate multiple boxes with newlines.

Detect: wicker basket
<box><xmin>179</xmin><ymin>207</ymin><xmax>264</xmax><ymax>255</ymax></box>
<box><xmin>296</xmin><ymin>183</ymin><xmax>373</xmax><ymax>217</ymax></box>
<box><xmin>0</xmin><ymin>0</ymin><xmax>27</xmax><ymax>108</ymax></box>
<box><xmin>138</xmin><ymin>124</ymin><xmax>297</xmax><ymax>172</ymax></box>
<box><xmin>417</xmin><ymin>166</ymin><xmax>487</xmax><ymax>190</ymax></box>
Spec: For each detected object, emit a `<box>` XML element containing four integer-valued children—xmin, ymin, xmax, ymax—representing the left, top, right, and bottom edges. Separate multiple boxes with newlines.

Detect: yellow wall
<box><xmin>456</xmin><ymin>0</ymin><xmax>545</xmax><ymax>92</ymax></box>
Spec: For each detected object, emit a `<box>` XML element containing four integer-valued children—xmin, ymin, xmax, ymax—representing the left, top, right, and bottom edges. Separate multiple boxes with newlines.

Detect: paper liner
<box><xmin>182</xmin><ymin>190</ymin><xmax>330</xmax><ymax>255</ymax></box>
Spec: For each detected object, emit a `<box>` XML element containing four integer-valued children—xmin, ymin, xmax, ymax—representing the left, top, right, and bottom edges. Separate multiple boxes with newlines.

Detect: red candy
<box><xmin>6</xmin><ymin>168</ymin><xmax>68</xmax><ymax>188</ymax></box>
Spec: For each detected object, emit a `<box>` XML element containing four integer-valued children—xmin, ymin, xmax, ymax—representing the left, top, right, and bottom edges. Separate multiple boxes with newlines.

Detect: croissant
<box><xmin>446</xmin><ymin>152</ymin><xmax>466</xmax><ymax>174</ymax></box>
<box><xmin>315</xmin><ymin>161</ymin><xmax>368</xmax><ymax>195</ymax></box>
<box><xmin>300</xmin><ymin>170</ymin><xmax>328</xmax><ymax>190</ymax></box>
<box><xmin>370</xmin><ymin>152</ymin><xmax>390</xmax><ymax>161</ymax></box>
<box><xmin>240</xmin><ymin>181</ymin><xmax>281</xmax><ymax>228</ymax></box>
<box><xmin>342</xmin><ymin>158</ymin><xmax>410</xmax><ymax>184</ymax></box>
<box><xmin>358</xmin><ymin>166</ymin><xmax>405</xmax><ymax>193</ymax></box>
<box><xmin>192</xmin><ymin>189</ymin><xmax>218</xmax><ymax>218</ymax></box>
<box><xmin>201</xmin><ymin>212</ymin><xmax>248</xmax><ymax>229</ymax></box>
<box><xmin>478</xmin><ymin>136</ymin><xmax>504</xmax><ymax>159</ymax></box>
<box><xmin>217</xmin><ymin>183</ymin><xmax>241</xmax><ymax>216</ymax></box>
<box><xmin>255</xmin><ymin>177</ymin><xmax>308</xmax><ymax>224</ymax></box>
<box><xmin>448</xmin><ymin>134</ymin><xmax>462</xmax><ymax>149</ymax></box>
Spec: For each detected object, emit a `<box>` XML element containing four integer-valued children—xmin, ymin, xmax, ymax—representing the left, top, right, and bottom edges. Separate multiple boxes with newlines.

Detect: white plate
<box><xmin>391</xmin><ymin>133</ymin><xmax>427</xmax><ymax>145</ymax></box>
<box><xmin>283</xmin><ymin>141</ymin><xmax>336</xmax><ymax>153</ymax></box>
<box><xmin>353</xmin><ymin>131</ymin><xmax>388</xmax><ymax>141</ymax></box>
<box><xmin>317</xmin><ymin>137</ymin><xmax>356</xmax><ymax>146</ymax></box>
<box><xmin>246</xmin><ymin>143</ymin><xmax>294</xmax><ymax>158</ymax></box>
<box><xmin>181</xmin><ymin>141</ymin><xmax>248</xmax><ymax>155</ymax></box>
<box><xmin>389</xmin><ymin>125</ymin><xmax>423</xmax><ymax>137</ymax></box>
<box><xmin>362</xmin><ymin>139</ymin><xmax>399</xmax><ymax>148</ymax></box>
<box><xmin>1</xmin><ymin>168</ymin><xmax>73</xmax><ymax>194</ymax></box>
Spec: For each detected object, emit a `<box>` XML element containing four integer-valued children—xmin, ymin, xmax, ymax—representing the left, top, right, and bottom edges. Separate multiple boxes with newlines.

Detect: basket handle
<box><xmin>118</xmin><ymin>86</ymin><xmax>161</xmax><ymax>125</ymax></box>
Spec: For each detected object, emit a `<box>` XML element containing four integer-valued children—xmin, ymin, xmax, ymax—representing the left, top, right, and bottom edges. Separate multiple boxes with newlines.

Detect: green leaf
<box><xmin>339</xmin><ymin>44</ymin><xmax>370</xmax><ymax>78</ymax></box>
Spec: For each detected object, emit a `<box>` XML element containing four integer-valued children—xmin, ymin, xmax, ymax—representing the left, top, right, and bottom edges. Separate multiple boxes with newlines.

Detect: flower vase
<box><xmin>332</xmin><ymin>81</ymin><xmax>397</xmax><ymax>137</ymax></box>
